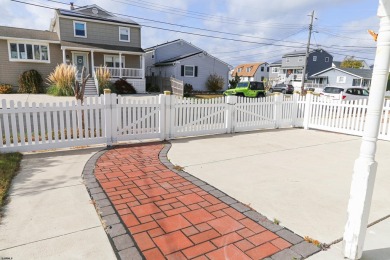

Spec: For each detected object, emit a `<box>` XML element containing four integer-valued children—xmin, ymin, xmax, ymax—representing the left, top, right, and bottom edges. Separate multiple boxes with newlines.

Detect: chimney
<box><xmin>70</xmin><ymin>2</ymin><xmax>74</xmax><ymax>10</ymax></box>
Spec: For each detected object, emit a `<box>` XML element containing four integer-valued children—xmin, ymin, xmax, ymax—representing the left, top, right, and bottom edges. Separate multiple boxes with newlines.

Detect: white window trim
<box><xmin>119</xmin><ymin>27</ymin><xmax>130</xmax><ymax>42</ymax></box>
<box><xmin>7</xmin><ymin>40</ymin><xmax>51</xmax><ymax>63</ymax></box>
<box><xmin>184</xmin><ymin>65</ymin><xmax>195</xmax><ymax>77</ymax></box>
<box><xmin>73</xmin><ymin>21</ymin><xmax>87</xmax><ymax>38</ymax></box>
<box><xmin>104</xmin><ymin>54</ymin><xmax>126</xmax><ymax>68</ymax></box>
<box><xmin>313</xmin><ymin>56</ymin><xmax>317</xmax><ymax>61</ymax></box>
<box><xmin>336</xmin><ymin>76</ymin><xmax>347</xmax><ymax>84</ymax></box>
<box><xmin>325</xmin><ymin>57</ymin><xmax>330</xmax><ymax>62</ymax></box>
<box><xmin>271</xmin><ymin>67</ymin><xmax>280</xmax><ymax>73</ymax></box>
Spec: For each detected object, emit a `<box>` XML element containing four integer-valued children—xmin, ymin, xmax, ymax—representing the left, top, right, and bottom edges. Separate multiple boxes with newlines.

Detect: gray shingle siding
<box><xmin>58</xmin><ymin>17</ymin><xmax>141</xmax><ymax>48</ymax></box>
<box><xmin>0</xmin><ymin>40</ymin><xmax>62</xmax><ymax>87</ymax></box>
<box><xmin>307</xmin><ymin>50</ymin><xmax>333</xmax><ymax>76</ymax></box>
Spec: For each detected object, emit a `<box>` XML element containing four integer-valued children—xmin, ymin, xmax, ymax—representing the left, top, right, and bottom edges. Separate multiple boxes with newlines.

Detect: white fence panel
<box><xmin>171</xmin><ymin>96</ymin><xmax>227</xmax><ymax>137</ymax></box>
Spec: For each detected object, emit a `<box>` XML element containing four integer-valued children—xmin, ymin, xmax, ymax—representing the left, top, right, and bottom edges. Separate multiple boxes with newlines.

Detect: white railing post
<box><xmin>292</xmin><ymin>92</ymin><xmax>299</xmax><ymax>127</ymax></box>
<box><xmin>226</xmin><ymin>95</ymin><xmax>237</xmax><ymax>134</ymax></box>
<box><xmin>111</xmin><ymin>93</ymin><xmax>118</xmax><ymax>144</ymax></box>
<box><xmin>343</xmin><ymin>2</ymin><xmax>390</xmax><ymax>259</ymax></box>
<box><xmin>159</xmin><ymin>94</ymin><xmax>166</xmax><ymax>140</ymax></box>
<box><xmin>103</xmin><ymin>89</ymin><xmax>113</xmax><ymax>146</ymax></box>
<box><xmin>164</xmin><ymin>91</ymin><xmax>172</xmax><ymax>140</ymax></box>
<box><xmin>273</xmin><ymin>93</ymin><xmax>282</xmax><ymax>128</ymax></box>
<box><xmin>303</xmin><ymin>91</ymin><xmax>313</xmax><ymax>130</ymax></box>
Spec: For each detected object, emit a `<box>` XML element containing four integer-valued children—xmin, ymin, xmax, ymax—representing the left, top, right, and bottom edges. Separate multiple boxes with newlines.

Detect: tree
<box><xmin>228</xmin><ymin>72</ymin><xmax>241</xmax><ymax>89</ymax></box>
<box><xmin>206</xmin><ymin>73</ymin><xmax>224</xmax><ymax>92</ymax></box>
<box><xmin>340</xmin><ymin>56</ymin><xmax>363</xmax><ymax>69</ymax></box>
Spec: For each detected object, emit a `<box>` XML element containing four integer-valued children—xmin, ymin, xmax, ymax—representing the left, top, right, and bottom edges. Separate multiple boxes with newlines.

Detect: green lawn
<box><xmin>0</xmin><ymin>153</ymin><xmax>23</xmax><ymax>209</ymax></box>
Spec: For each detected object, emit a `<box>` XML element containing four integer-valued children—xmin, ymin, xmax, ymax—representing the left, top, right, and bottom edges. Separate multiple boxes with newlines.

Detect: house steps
<box><xmin>84</xmin><ymin>78</ymin><xmax>98</xmax><ymax>97</ymax></box>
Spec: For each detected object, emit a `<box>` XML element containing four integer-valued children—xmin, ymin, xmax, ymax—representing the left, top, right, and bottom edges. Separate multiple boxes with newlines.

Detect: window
<box><xmin>246</xmin><ymin>67</ymin><xmax>252</xmax><ymax>72</ymax></box>
<box><xmin>184</xmin><ymin>65</ymin><xmax>195</xmax><ymax>77</ymax></box>
<box><xmin>261</xmin><ymin>67</ymin><xmax>264</xmax><ymax>72</ymax></box>
<box><xmin>8</xmin><ymin>42</ymin><xmax>49</xmax><ymax>62</ymax></box>
<box><xmin>313</xmin><ymin>56</ymin><xmax>317</xmax><ymax>61</ymax></box>
<box><xmin>151</xmin><ymin>51</ymin><xmax>155</xmax><ymax>59</ymax></box>
<box><xmin>261</xmin><ymin>76</ymin><xmax>265</xmax><ymax>81</ymax></box>
<box><xmin>325</xmin><ymin>57</ymin><xmax>330</xmax><ymax>62</ymax></box>
<box><xmin>119</xmin><ymin>27</ymin><xmax>130</xmax><ymax>42</ymax></box>
<box><xmin>336</xmin><ymin>76</ymin><xmax>346</xmax><ymax>84</ymax></box>
<box><xmin>271</xmin><ymin>67</ymin><xmax>280</xmax><ymax>73</ymax></box>
<box><xmin>352</xmin><ymin>79</ymin><xmax>361</xmax><ymax>86</ymax></box>
<box><xmin>104</xmin><ymin>55</ymin><xmax>125</xmax><ymax>68</ymax></box>
<box><xmin>267</xmin><ymin>67</ymin><xmax>269</xmax><ymax>72</ymax></box>
<box><xmin>238</xmin><ymin>68</ymin><xmax>243</xmax><ymax>72</ymax></box>
<box><xmin>74</xmin><ymin>21</ymin><xmax>87</xmax><ymax>37</ymax></box>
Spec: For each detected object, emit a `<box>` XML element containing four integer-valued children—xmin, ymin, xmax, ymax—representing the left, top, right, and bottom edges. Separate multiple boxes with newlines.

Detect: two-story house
<box><xmin>145</xmin><ymin>39</ymin><xmax>230</xmax><ymax>91</ymax></box>
<box><xmin>231</xmin><ymin>62</ymin><xmax>269</xmax><ymax>82</ymax></box>
<box><xmin>0</xmin><ymin>4</ymin><xmax>145</xmax><ymax>94</ymax></box>
<box><xmin>276</xmin><ymin>49</ymin><xmax>333</xmax><ymax>88</ymax></box>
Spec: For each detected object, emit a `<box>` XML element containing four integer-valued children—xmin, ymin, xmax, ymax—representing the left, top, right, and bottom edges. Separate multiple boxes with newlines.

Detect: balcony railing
<box><xmin>94</xmin><ymin>67</ymin><xmax>143</xmax><ymax>78</ymax></box>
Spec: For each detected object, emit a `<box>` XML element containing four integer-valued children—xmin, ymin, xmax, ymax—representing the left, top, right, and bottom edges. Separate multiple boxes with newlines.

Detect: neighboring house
<box><xmin>231</xmin><ymin>62</ymin><xmax>269</xmax><ymax>82</ymax></box>
<box><xmin>145</xmin><ymin>39</ymin><xmax>230</xmax><ymax>91</ymax></box>
<box><xmin>268</xmin><ymin>60</ymin><xmax>282</xmax><ymax>86</ymax></box>
<box><xmin>0</xmin><ymin>4</ymin><xmax>146</xmax><ymax>94</ymax></box>
<box><xmin>276</xmin><ymin>49</ymin><xmax>333</xmax><ymax>88</ymax></box>
<box><xmin>311</xmin><ymin>67</ymin><xmax>372</xmax><ymax>89</ymax></box>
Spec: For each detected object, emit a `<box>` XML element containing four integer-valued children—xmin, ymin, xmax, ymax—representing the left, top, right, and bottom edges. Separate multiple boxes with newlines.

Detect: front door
<box><xmin>73</xmin><ymin>53</ymin><xmax>89</xmax><ymax>79</ymax></box>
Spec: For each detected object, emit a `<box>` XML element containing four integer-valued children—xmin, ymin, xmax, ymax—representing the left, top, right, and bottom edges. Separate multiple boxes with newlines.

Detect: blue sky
<box><xmin>1</xmin><ymin>0</ymin><xmax>380</xmax><ymax>67</ymax></box>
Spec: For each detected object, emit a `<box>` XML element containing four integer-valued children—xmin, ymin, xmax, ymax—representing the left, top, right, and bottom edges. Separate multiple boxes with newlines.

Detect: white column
<box><xmin>141</xmin><ymin>55</ymin><xmax>145</xmax><ymax>79</ymax></box>
<box><xmin>62</xmin><ymin>48</ymin><xmax>66</xmax><ymax>64</ymax></box>
<box><xmin>119</xmin><ymin>52</ymin><xmax>122</xmax><ymax>78</ymax></box>
<box><xmin>91</xmin><ymin>50</ymin><xmax>95</xmax><ymax>76</ymax></box>
<box><xmin>343</xmin><ymin>1</ymin><xmax>390</xmax><ymax>259</ymax></box>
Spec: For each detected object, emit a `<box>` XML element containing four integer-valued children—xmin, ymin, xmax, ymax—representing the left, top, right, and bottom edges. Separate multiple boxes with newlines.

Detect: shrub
<box><xmin>0</xmin><ymin>84</ymin><xmax>13</xmax><ymax>94</ymax></box>
<box><xmin>47</xmin><ymin>64</ymin><xmax>76</xmax><ymax>96</ymax></box>
<box><xmin>206</xmin><ymin>73</ymin><xmax>224</xmax><ymax>92</ymax></box>
<box><xmin>184</xmin><ymin>83</ymin><xmax>193</xmax><ymax>94</ymax></box>
<box><xmin>18</xmin><ymin>70</ymin><xmax>43</xmax><ymax>93</ymax></box>
<box><xmin>95</xmin><ymin>66</ymin><xmax>112</xmax><ymax>95</ymax></box>
<box><xmin>146</xmin><ymin>83</ymin><xmax>160</xmax><ymax>93</ymax></box>
<box><xmin>113</xmin><ymin>79</ymin><xmax>136</xmax><ymax>95</ymax></box>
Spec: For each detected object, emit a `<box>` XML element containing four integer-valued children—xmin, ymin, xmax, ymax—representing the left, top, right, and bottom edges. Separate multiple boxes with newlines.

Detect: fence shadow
<box><xmin>362</xmin><ymin>247</ymin><xmax>390</xmax><ymax>260</ymax></box>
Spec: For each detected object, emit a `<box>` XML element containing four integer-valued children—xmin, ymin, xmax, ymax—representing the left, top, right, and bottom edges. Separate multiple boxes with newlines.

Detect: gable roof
<box><xmin>312</xmin><ymin>67</ymin><xmax>373</xmax><ymax>79</ymax></box>
<box><xmin>269</xmin><ymin>60</ymin><xmax>282</xmax><ymax>66</ymax></box>
<box><xmin>144</xmin><ymin>39</ymin><xmax>182</xmax><ymax>52</ymax></box>
<box><xmin>57</xmin><ymin>5</ymin><xmax>139</xmax><ymax>26</ymax></box>
<box><xmin>0</xmin><ymin>26</ymin><xmax>59</xmax><ymax>42</ymax></box>
<box><xmin>283</xmin><ymin>48</ymin><xmax>331</xmax><ymax>58</ymax></box>
<box><xmin>154</xmin><ymin>51</ymin><xmax>203</xmax><ymax>66</ymax></box>
<box><xmin>231</xmin><ymin>62</ymin><xmax>267</xmax><ymax>77</ymax></box>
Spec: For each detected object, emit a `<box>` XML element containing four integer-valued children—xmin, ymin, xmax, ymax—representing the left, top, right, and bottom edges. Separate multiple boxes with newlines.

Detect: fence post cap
<box><xmin>164</xmin><ymin>91</ymin><xmax>171</xmax><ymax>95</ymax></box>
<box><xmin>104</xmin><ymin>89</ymin><xmax>111</xmax><ymax>94</ymax></box>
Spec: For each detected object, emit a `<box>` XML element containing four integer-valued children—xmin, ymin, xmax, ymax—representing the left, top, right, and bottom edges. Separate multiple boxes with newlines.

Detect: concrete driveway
<box><xmin>168</xmin><ymin>128</ymin><xmax>390</xmax><ymax>247</ymax></box>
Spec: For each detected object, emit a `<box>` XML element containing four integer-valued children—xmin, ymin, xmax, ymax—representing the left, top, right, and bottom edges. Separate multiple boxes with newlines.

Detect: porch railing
<box><xmin>94</xmin><ymin>67</ymin><xmax>143</xmax><ymax>78</ymax></box>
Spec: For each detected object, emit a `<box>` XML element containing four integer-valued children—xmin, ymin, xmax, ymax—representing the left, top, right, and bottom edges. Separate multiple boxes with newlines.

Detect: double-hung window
<box><xmin>184</xmin><ymin>65</ymin><xmax>195</xmax><ymax>77</ymax></box>
<box><xmin>104</xmin><ymin>55</ymin><xmax>125</xmax><ymax>68</ymax></box>
<box><xmin>271</xmin><ymin>67</ymin><xmax>279</xmax><ymax>73</ymax></box>
<box><xmin>119</xmin><ymin>27</ymin><xmax>130</xmax><ymax>42</ymax></box>
<box><xmin>336</xmin><ymin>76</ymin><xmax>346</xmax><ymax>84</ymax></box>
<box><xmin>9</xmin><ymin>42</ymin><xmax>49</xmax><ymax>62</ymax></box>
<box><xmin>74</xmin><ymin>21</ymin><xmax>87</xmax><ymax>37</ymax></box>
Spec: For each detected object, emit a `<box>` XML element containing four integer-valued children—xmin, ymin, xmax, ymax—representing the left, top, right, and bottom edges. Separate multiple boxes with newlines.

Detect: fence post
<box><xmin>159</xmin><ymin>94</ymin><xmax>166</xmax><ymax>140</ymax></box>
<box><xmin>226</xmin><ymin>95</ymin><xmax>237</xmax><ymax>134</ymax></box>
<box><xmin>303</xmin><ymin>91</ymin><xmax>313</xmax><ymax>130</ymax></box>
<box><xmin>273</xmin><ymin>93</ymin><xmax>282</xmax><ymax>128</ymax></box>
<box><xmin>164</xmin><ymin>91</ymin><xmax>172</xmax><ymax>140</ymax></box>
<box><xmin>292</xmin><ymin>92</ymin><xmax>299</xmax><ymax>127</ymax></box>
<box><xmin>103</xmin><ymin>89</ymin><xmax>113</xmax><ymax>146</ymax></box>
<box><xmin>111</xmin><ymin>93</ymin><xmax>118</xmax><ymax>144</ymax></box>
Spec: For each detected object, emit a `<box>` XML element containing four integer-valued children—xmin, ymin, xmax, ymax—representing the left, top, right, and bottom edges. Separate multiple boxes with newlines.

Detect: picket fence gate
<box><xmin>0</xmin><ymin>92</ymin><xmax>389</xmax><ymax>152</ymax></box>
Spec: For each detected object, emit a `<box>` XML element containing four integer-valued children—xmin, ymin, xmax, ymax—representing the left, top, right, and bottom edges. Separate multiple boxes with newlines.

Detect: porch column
<box><xmin>119</xmin><ymin>52</ymin><xmax>122</xmax><ymax>78</ymax></box>
<box><xmin>141</xmin><ymin>55</ymin><xmax>145</xmax><ymax>79</ymax></box>
<box><xmin>343</xmin><ymin>1</ymin><xmax>390</xmax><ymax>259</ymax></box>
<box><xmin>62</xmin><ymin>48</ymin><xmax>66</xmax><ymax>64</ymax></box>
<box><xmin>91</xmin><ymin>50</ymin><xmax>95</xmax><ymax>76</ymax></box>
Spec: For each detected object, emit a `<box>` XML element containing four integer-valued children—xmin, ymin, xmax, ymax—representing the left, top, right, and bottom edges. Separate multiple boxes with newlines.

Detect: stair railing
<box><xmin>92</xmin><ymin>69</ymin><xmax>99</xmax><ymax>95</ymax></box>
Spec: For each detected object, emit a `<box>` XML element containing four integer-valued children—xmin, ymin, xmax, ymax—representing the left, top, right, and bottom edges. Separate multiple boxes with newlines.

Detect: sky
<box><xmin>0</xmin><ymin>0</ymin><xmax>380</xmax><ymax>68</ymax></box>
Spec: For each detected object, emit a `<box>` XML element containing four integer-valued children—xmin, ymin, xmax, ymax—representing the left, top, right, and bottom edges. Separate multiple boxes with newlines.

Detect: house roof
<box><xmin>269</xmin><ymin>60</ymin><xmax>282</xmax><ymax>66</ymax></box>
<box><xmin>57</xmin><ymin>5</ymin><xmax>139</xmax><ymax>26</ymax></box>
<box><xmin>312</xmin><ymin>67</ymin><xmax>373</xmax><ymax>79</ymax></box>
<box><xmin>60</xmin><ymin>41</ymin><xmax>144</xmax><ymax>53</ymax></box>
<box><xmin>332</xmin><ymin>61</ymin><xmax>342</xmax><ymax>68</ymax></box>
<box><xmin>0</xmin><ymin>26</ymin><xmax>59</xmax><ymax>42</ymax></box>
<box><xmin>283</xmin><ymin>48</ymin><xmax>329</xmax><ymax>58</ymax></box>
<box><xmin>144</xmin><ymin>39</ymin><xmax>182</xmax><ymax>52</ymax></box>
<box><xmin>231</xmin><ymin>62</ymin><xmax>267</xmax><ymax>77</ymax></box>
<box><xmin>154</xmin><ymin>51</ymin><xmax>203</xmax><ymax>66</ymax></box>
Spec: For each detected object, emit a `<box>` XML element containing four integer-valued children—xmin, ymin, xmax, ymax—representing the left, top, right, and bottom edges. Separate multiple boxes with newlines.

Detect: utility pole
<box><xmin>300</xmin><ymin>10</ymin><xmax>315</xmax><ymax>94</ymax></box>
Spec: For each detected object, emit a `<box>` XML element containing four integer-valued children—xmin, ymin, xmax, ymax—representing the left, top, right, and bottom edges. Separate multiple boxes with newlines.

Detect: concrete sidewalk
<box><xmin>168</xmin><ymin>128</ymin><xmax>390</xmax><ymax>259</ymax></box>
<box><xmin>0</xmin><ymin>148</ymin><xmax>116</xmax><ymax>259</ymax></box>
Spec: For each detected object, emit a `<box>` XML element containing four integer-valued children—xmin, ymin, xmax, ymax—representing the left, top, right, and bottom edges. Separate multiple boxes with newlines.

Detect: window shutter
<box><xmin>195</xmin><ymin>66</ymin><xmax>198</xmax><ymax>77</ymax></box>
<box><xmin>181</xmin><ymin>65</ymin><xmax>184</xmax><ymax>76</ymax></box>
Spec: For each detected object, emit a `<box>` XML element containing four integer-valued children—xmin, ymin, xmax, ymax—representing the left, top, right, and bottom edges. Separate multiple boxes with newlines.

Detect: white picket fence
<box><xmin>0</xmin><ymin>93</ymin><xmax>389</xmax><ymax>152</ymax></box>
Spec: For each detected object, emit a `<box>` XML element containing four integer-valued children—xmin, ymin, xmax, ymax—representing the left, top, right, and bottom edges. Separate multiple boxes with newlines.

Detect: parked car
<box><xmin>269</xmin><ymin>83</ymin><xmax>294</xmax><ymax>94</ymax></box>
<box><xmin>224</xmin><ymin>81</ymin><xmax>266</xmax><ymax>98</ymax></box>
<box><xmin>321</xmin><ymin>86</ymin><xmax>369</xmax><ymax>101</ymax></box>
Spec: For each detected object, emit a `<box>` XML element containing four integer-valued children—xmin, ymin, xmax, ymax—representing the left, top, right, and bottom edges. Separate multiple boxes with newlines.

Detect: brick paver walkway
<box><xmin>92</xmin><ymin>143</ymin><xmax>318</xmax><ymax>259</ymax></box>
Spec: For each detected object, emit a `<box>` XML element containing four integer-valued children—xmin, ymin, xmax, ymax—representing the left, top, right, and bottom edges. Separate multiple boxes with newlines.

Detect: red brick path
<box><xmin>95</xmin><ymin>144</ymin><xmax>291</xmax><ymax>259</ymax></box>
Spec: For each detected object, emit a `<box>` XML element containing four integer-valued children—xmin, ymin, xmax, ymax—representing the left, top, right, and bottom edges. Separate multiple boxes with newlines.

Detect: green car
<box><xmin>224</xmin><ymin>81</ymin><xmax>266</xmax><ymax>98</ymax></box>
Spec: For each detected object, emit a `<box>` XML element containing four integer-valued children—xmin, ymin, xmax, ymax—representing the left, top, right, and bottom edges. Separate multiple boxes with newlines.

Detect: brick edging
<box><xmin>159</xmin><ymin>142</ymin><xmax>321</xmax><ymax>260</ymax></box>
<box><xmin>81</xmin><ymin>147</ymin><xmax>145</xmax><ymax>260</ymax></box>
